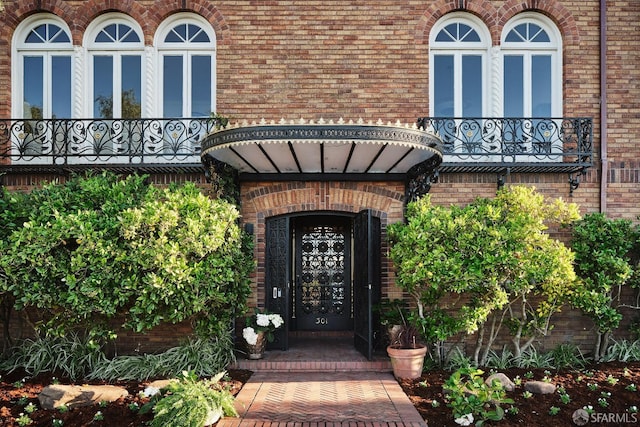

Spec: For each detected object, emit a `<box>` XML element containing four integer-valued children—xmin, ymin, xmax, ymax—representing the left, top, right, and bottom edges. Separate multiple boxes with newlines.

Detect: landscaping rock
<box><xmin>485</xmin><ymin>373</ymin><xmax>516</xmax><ymax>391</ymax></box>
<box><xmin>146</xmin><ymin>379</ymin><xmax>177</xmax><ymax>390</ymax></box>
<box><xmin>38</xmin><ymin>384</ymin><xmax>129</xmax><ymax>410</ymax></box>
<box><xmin>524</xmin><ymin>381</ymin><xmax>557</xmax><ymax>395</ymax></box>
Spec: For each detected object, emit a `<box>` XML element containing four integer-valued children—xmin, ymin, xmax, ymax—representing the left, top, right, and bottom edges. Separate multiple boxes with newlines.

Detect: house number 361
<box><xmin>315</xmin><ymin>317</ymin><xmax>328</xmax><ymax>325</ymax></box>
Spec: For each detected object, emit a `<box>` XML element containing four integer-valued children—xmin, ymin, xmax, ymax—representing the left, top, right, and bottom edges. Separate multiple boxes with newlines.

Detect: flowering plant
<box><xmin>242</xmin><ymin>310</ymin><xmax>284</xmax><ymax>345</ymax></box>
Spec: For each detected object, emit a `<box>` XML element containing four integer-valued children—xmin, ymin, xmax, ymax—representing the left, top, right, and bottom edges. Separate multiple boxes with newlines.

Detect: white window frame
<box><xmin>429</xmin><ymin>12</ymin><xmax>491</xmax><ymax>159</ymax></box>
<box><xmin>12</xmin><ymin>15</ymin><xmax>74</xmax><ymax>120</ymax></box>
<box><xmin>500</xmin><ymin>12</ymin><xmax>563</xmax><ymax>118</ymax></box>
<box><xmin>84</xmin><ymin>13</ymin><xmax>145</xmax><ymax>119</ymax></box>
<box><xmin>11</xmin><ymin>15</ymin><xmax>73</xmax><ymax>162</ymax></box>
<box><xmin>500</xmin><ymin>12</ymin><xmax>563</xmax><ymax>161</ymax></box>
<box><xmin>155</xmin><ymin>13</ymin><xmax>217</xmax><ymax>118</ymax></box>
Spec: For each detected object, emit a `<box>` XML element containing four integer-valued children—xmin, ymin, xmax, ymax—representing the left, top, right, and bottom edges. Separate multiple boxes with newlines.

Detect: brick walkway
<box><xmin>217</xmin><ymin>371</ymin><xmax>427</xmax><ymax>427</ymax></box>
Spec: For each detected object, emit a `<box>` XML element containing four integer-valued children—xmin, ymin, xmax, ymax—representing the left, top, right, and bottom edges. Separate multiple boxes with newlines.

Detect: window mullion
<box><xmin>454</xmin><ymin>53</ymin><xmax>464</xmax><ymax>117</ymax></box>
<box><xmin>523</xmin><ymin>54</ymin><xmax>533</xmax><ymax>117</ymax></box>
<box><xmin>43</xmin><ymin>52</ymin><xmax>52</xmax><ymax>117</ymax></box>
<box><xmin>183</xmin><ymin>52</ymin><xmax>191</xmax><ymax>117</ymax></box>
<box><xmin>113</xmin><ymin>54</ymin><xmax>123</xmax><ymax>118</ymax></box>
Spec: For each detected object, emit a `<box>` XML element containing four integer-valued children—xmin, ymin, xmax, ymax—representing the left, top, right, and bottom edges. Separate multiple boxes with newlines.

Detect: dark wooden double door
<box><xmin>265</xmin><ymin>211</ymin><xmax>380</xmax><ymax>360</ymax></box>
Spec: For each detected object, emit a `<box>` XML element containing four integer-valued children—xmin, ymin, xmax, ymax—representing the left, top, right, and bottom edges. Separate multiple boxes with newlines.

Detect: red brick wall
<box><xmin>240</xmin><ymin>180</ymin><xmax>407</xmax><ymax>308</ymax></box>
<box><xmin>2</xmin><ymin>0</ymin><xmax>637</xmax><ymax>216</ymax></box>
<box><xmin>1</xmin><ymin>0</ymin><xmax>639</xmax><ymax>354</ymax></box>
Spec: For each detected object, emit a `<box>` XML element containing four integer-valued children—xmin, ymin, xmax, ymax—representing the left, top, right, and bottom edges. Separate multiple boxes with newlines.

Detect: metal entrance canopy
<box><xmin>200</xmin><ymin>118</ymin><xmax>443</xmax><ymax>177</ymax></box>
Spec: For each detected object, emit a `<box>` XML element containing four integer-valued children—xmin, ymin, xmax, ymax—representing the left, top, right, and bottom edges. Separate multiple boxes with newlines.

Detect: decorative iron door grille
<box><xmin>294</xmin><ymin>217</ymin><xmax>351</xmax><ymax>330</ymax></box>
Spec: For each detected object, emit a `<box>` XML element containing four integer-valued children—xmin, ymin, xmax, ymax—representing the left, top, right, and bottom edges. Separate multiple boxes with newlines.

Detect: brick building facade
<box><xmin>1</xmin><ymin>1</ymin><xmax>638</xmax><ymax>355</ymax></box>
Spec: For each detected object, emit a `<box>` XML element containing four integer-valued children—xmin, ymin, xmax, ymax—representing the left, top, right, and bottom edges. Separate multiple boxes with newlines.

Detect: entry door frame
<box><xmin>264</xmin><ymin>210</ymin><xmax>381</xmax><ymax>357</ymax></box>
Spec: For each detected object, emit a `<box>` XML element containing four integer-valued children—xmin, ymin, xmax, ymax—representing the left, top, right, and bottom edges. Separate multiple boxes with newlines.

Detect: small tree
<box><xmin>570</xmin><ymin>213</ymin><xmax>640</xmax><ymax>360</ymax></box>
<box><xmin>388</xmin><ymin>186</ymin><xmax>581</xmax><ymax>366</ymax></box>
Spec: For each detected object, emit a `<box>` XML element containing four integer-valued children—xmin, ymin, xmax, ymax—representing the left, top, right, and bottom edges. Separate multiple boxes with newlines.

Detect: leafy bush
<box><xmin>570</xmin><ymin>213</ymin><xmax>640</xmax><ymax>360</ymax></box>
<box><xmin>88</xmin><ymin>335</ymin><xmax>235</xmax><ymax>381</ymax></box>
<box><xmin>443</xmin><ymin>367</ymin><xmax>514</xmax><ymax>426</ymax></box>
<box><xmin>0</xmin><ymin>173</ymin><xmax>254</xmax><ymax>342</ymax></box>
<box><xmin>484</xmin><ymin>347</ymin><xmax>515</xmax><ymax>370</ymax></box>
<box><xmin>512</xmin><ymin>345</ymin><xmax>555</xmax><ymax>369</ymax></box>
<box><xmin>444</xmin><ymin>347</ymin><xmax>476</xmax><ymax>372</ymax></box>
<box><xmin>388</xmin><ymin>186</ymin><xmax>581</xmax><ymax>366</ymax></box>
<box><xmin>147</xmin><ymin>371</ymin><xmax>237</xmax><ymax>427</ymax></box>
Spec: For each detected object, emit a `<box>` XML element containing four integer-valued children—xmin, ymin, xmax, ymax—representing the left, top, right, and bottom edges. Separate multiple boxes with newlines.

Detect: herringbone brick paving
<box><xmin>220</xmin><ymin>334</ymin><xmax>427</xmax><ymax>426</ymax></box>
<box><xmin>218</xmin><ymin>371</ymin><xmax>427</xmax><ymax>427</ymax></box>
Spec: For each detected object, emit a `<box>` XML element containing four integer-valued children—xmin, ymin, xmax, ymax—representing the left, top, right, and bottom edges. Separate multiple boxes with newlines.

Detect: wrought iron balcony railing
<box><xmin>0</xmin><ymin>117</ymin><xmax>225</xmax><ymax>173</ymax></box>
<box><xmin>417</xmin><ymin>117</ymin><xmax>593</xmax><ymax>174</ymax></box>
<box><xmin>1</xmin><ymin>117</ymin><xmax>593</xmax><ymax>178</ymax></box>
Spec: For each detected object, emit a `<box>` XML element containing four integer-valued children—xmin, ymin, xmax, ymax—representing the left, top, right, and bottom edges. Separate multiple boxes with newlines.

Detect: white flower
<box><xmin>454</xmin><ymin>413</ymin><xmax>474</xmax><ymax>426</ymax></box>
<box><xmin>256</xmin><ymin>314</ymin><xmax>270</xmax><ymax>327</ymax></box>
<box><xmin>243</xmin><ymin>327</ymin><xmax>258</xmax><ymax>345</ymax></box>
<box><xmin>269</xmin><ymin>314</ymin><xmax>284</xmax><ymax>329</ymax></box>
<box><xmin>142</xmin><ymin>386</ymin><xmax>160</xmax><ymax>397</ymax></box>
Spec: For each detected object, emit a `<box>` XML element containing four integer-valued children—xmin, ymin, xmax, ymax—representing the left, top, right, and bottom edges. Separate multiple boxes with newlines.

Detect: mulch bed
<box><xmin>1</xmin><ymin>362</ymin><xmax>639</xmax><ymax>426</ymax></box>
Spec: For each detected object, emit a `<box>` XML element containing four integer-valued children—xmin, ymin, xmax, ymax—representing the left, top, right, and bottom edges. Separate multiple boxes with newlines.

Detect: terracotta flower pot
<box><xmin>387</xmin><ymin>345</ymin><xmax>428</xmax><ymax>379</ymax></box>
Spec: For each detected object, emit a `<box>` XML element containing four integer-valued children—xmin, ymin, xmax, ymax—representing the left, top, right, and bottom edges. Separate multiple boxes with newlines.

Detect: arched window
<box><xmin>501</xmin><ymin>13</ymin><xmax>562</xmax><ymax>118</ymax></box>
<box><xmin>429</xmin><ymin>13</ymin><xmax>490</xmax><ymax>154</ymax></box>
<box><xmin>500</xmin><ymin>13</ymin><xmax>562</xmax><ymax>155</ymax></box>
<box><xmin>156</xmin><ymin>14</ymin><xmax>216</xmax><ymax>118</ymax></box>
<box><xmin>13</xmin><ymin>16</ymin><xmax>73</xmax><ymax>119</ymax></box>
<box><xmin>430</xmin><ymin>13</ymin><xmax>490</xmax><ymax>118</ymax></box>
<box><xmin>85</xmin><ymin>14</ymin><xmax>144</xmax><ymax>119</ymax></box>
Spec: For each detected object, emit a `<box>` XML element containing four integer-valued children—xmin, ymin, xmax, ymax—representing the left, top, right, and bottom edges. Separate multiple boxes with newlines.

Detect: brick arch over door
<box><xmin>239</xmin><ymin>181</ymin><xmax>407</xmax><ymax>308</ymax></box>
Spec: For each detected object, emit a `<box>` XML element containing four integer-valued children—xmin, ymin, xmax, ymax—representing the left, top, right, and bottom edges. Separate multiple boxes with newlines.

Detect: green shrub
<box><xmin>570</xmin><ymin>213</ymin><xmax>640</xmax><ymax>360</ymax></box>
<box><xmin>0</xmin><ymin>173</ymin><xmax>254</xmax><ymax>342</ymax></box>
<box><xmin>550</xmin><ymin>343</ymin><xmax>590</xmax><ymax>370</ymax></box>
<box><xmin>0</xmin><ymin>333</ymin><xmax>107</xmax><ymax>380</ymax></box>
<box><xmin>443</xmin><ymin>367</ymin><xmax>514</xmax><ymax>426</ymax></box>
<box><xmin>88</xmin><ymin>335</ymin><xmax>235</xmax><ymax>381</ymax></box>
<box><xmin>388</xmin><ymin>186</ymin><xmax>581</xmax><ymax>366</ymax></box>
<box><xmin>484</xmin><ymin>347</ymin><xmax>515</xmax><ymax>370</ymax></box>
<box><xmin>148</xmin><ymin>371</ymin><xmax>237</xmax><ymax>427</ymax></box>
<box><xmin>513</xmin><ymin>345</ymin><xmax>555</xmax><ymax>369</ymax></box>
<box><xmin>600</xmin><ymin>339</ymin><xmax>640</xmax><ymax>362</ymax></box>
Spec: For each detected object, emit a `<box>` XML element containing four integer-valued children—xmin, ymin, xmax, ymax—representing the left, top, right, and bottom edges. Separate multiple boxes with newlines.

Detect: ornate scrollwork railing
<box><xmin>416</xmin><ymin>117</ymin><xmax>593</xmax><ymax>172</ymax></box>
<box><xmin>0</xmin><ymin>118</ymin><xmax>224</xmax><ymax>168</ymax></box>
<box><xmin>1</xmin><ymin>117</ymin><xmax>592</xmax><ymax>177</ymax></box>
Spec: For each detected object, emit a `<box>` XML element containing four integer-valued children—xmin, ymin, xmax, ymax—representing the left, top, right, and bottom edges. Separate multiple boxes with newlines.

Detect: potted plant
<box><xmin>386</xmin><ymin>311</ymin><xmax>428</xmax><ymax>379</ymax></box>
<box><xmin>376</xmin><ymin>299</ymin><xmax>409</xmax><ymax>347</ymax></box>
<box><xmin>242</xmin><ymin>309</ymin><xmax>284</xmax><ymax>359</ymax></box>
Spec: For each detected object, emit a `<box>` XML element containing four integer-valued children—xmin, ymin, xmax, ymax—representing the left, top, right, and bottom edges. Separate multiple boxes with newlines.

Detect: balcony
<box><xmin>417</xmin><ymin>117</ymin><xmax>593</xmax><ymax>175</ymax></box>
<box><xmin>0</xmin><ymin>117</ymin><xmax>224</xmax><ymax>175</ymax></box>
<box><xmin>1</xmin><ymin>117</ymin><xmax>592</xmax><ymax>184</ymax></box>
